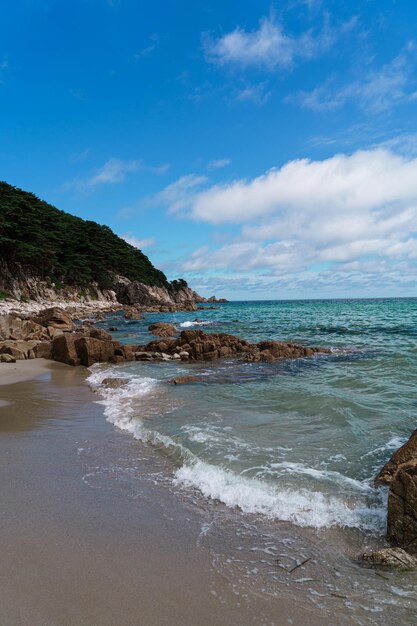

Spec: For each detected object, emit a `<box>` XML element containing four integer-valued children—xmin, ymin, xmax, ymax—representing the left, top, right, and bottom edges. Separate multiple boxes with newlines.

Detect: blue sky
<box><xmin>1</xmin><ymin>0</ymin><xmax>417</xmax><ymax>299</ymax></box>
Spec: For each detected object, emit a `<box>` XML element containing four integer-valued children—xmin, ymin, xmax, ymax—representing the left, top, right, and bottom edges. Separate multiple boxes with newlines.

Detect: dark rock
<box><xmin>109</xmin><ymin>326</ymin><xmax>118</xmax><ymax>332</ymax></box>
<box><xmin>387</xmin><ymin>465</ymin><xmax>417</xmax><ymax>554</ymax></box>
<box><xmin>74</xmin><ymin>336</ymin><xmax>116</xmax><ymax>367</ymax></box>
<box><xmin>51</xmin><ymin>334</ymin><xmax>81</xmax><ymax>366</ymax></box>
<box><xmin>33</xmin><ymin>341</ymin><xmax>52</xmax><ymax>359</ymax></box>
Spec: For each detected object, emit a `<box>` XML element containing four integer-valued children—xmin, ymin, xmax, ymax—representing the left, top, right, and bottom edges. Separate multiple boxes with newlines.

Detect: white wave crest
<box><xmin>174</xmin><ymin>460</ymin><xmax>387</xmax><ymax>532</ymax></box>
<box><xmin>179</xmin><ymin>320</ymin><xmax>214</xmax><ymax>328</ymax></box>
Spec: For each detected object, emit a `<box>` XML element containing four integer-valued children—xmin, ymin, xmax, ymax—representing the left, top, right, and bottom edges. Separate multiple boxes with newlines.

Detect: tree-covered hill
<box><xmin>0</xmin><ymin>181</ymin><xmax>169</xmax><ymax>290</ymax></box>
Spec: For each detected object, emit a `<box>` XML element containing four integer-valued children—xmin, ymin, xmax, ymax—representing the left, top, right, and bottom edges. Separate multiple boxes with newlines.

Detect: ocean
<box><xmin>86</xmin><ymin>298</ymin><xmax>417</xmax><ymax>622</ymax></box>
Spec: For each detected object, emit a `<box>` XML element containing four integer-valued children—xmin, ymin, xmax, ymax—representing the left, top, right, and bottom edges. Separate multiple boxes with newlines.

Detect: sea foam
<box><xmin>175</xmin><ymin>460</ymin><xmax>387</xmax><ymax>532</ymax></box>
<box><xmin>87</xmin><ymin>365</ymin><xmax>388</xmax><ymax>533</ymax></box>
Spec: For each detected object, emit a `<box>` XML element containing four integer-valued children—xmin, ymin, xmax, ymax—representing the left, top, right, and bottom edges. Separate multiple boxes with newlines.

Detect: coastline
<box><xmin>1</xmin><ymin>296</ymin><xmax>417</xmax><ymax>625</ymax></box>
<box><xmin>0</xmin><ymin>359</ymin><xmax>326</xmax><ymax>626</ymax></box>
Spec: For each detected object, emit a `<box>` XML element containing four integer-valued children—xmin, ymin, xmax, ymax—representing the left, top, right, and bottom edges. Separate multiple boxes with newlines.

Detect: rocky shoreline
<box><xmin>1</xmin><ymin>303</ymin><xmax>417</xmax><ymax>571</ymax></box>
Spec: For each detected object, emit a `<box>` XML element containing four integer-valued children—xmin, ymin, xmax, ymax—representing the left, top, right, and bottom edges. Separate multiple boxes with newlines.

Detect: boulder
<box><xmin>0</xmin><ymin>353</ymin><xmax>16</xmax><ymax>363</ymax></box>
<box><xmin>89</xmin><ymin>328</ymin><xmax>113</xmax><ymax>342</ymax></box>
<box><xmin>33</xmin><ymin>341</ymin><xmax>52</xmax><ymax>359</ymax></box>
<box><xmin>101</xmin><ymin>377</ymin><xmax>129</xmax><ymax>388</ymax></box>
<box><xmin>33</xmin><ymin>307</ymin><xmax>74</xmax><ymax>332</ymax></box>
<box><xmin>387</xmin><ymin>465</ymin><xmax>417</xmax><ymax>554</ymax></box>
<box><xmin>135</xmin><ymin>352</ymin><xmax>154</xmax><ymax>361</ymax></box>
<box><xmin>361</xmin><ymin>547</ymin><xmax>417</xmax><ymax>570</ymax></box>
<box><xmin>169</xmin><ymin>376</ymin><xmax>201</xmax><ymax>385</ymax></box>
<box><xmin>376</xmin><ymin>429</ymin><xmax>417</xmax><ymax>486</ymax></box>
<box><xmin>51</xmin><ymin>334</ymin><xmax>81</xmax><ymax>366</ymax></box>
<box><xmin>74</xmin><ymin>336</ymin><xmax>116</xmax><ymax>367</ymax></box>
<box><xmin>148</xmin><ymin>322</ymin><xmax>177</xmax><ymax>337</ymax></box>
<box><xmin>141</xmin><ymin>329</ymin><xmax>328</xmax><ymax>364</ymax></box>
<box><xmin>124</xmin><ymin>310</ymin><xmax>142</xmax><ymax>320</ymax></box>
<box><xmin>0</xmin><ymin>340</ymin><xmax>39</xmax><ymax>360</ymax></box>
<box><xmin>0</xmin><ymin>314</ymin><xmax>48</xmax><ymax>342</ymax></box>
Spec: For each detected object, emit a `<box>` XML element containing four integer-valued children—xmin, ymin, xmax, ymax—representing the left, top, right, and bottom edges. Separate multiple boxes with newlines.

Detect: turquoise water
<box><xmin>89</xmin><ymin>298</ymin><xmax>417</xmax><ymax>532</ymax></box>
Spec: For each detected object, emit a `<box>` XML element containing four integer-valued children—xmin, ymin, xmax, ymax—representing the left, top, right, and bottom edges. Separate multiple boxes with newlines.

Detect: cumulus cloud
<box><xmin>157</xmin><ymin>148</ymin><xmax>417</xmax><ymax>292</ymax></box>
<box><xmin>289</xmin><ymin>44</ymin><xmax>417</xmax><ymax>112</ymax></box>
<box><xmin>203</xmin><ymin>14</ymin><xmax>352</xmax><ymax>71</ymax></box>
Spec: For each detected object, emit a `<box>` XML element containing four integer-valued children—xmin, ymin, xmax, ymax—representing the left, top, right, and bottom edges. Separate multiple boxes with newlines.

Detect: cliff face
<box><xmin>0</xmin><ymin>260</ymin><xmax>207</xmax><ymax>307</ymax></box>
<box><xmin>0</xmin><ymin>259</ymin><xmax>118</xmax><ymax>304</ymax></box>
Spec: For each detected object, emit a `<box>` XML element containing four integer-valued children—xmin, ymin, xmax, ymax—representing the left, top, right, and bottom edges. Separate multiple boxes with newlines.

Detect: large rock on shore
<box><xmin>387</xmin><ymin>465</ymin><xmax>417</xmax><ymax>554</ymax></box>
<box><xmin>376</xmin><ymin>429</ymin><xmax>417</xmax><ymax>486</ymax></box>
<box><xmin>0</xmin><ymin>339</ymin><xmax>40</xmax><ymax>359</ymax></box>
<box><xmin>376</xmin><ymin>429</ymin><xmax>417</xmax><ymax>555</ymax></box>
<box><xmin>51</xmin><ymin>334</ymin><xmax>81</xmax><ymax>367</ymax></box>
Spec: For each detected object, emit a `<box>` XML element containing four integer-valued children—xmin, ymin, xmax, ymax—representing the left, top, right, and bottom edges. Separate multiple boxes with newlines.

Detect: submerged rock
<box><xmin>169</xmin><ymin>376</ymin><xmax>201</xmax><ymax>385</ymax></box>
<box><xmin>101</xmin><ymin>377</ymin><xmax>129</xmax><ymax>389</ymax></box>
<box><xmin>361</xmin><ymin>547</ymin><xmax>417</xmax><ymax>570</ymax></box>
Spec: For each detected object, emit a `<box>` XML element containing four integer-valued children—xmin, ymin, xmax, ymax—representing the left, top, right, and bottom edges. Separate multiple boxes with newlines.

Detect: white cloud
<box><xmin>289</xmin><ymin>44</ymin><xmax>417</xmax><ymax>112</ymax></box>
<box><xmin>203</xmin><ymin>14</ymin><xmax>351</xmax><ymax>71</ymax></box>
<box><xmin>208</xmin><ymin>158</ymin><xmax>231</xmax><ymax>170</ymax></box>
<box><xmin>177</xmin><ymin>149</ymin><xmax>417</xmax><ymax>225</ymax></box>
<box><xmin>121</xmin><ymin>234</ymin><xmax>156</xmax><ymax>249</ymax></box>
<box><xmin>157</xmin><ymin>148</ymin><xmax>417</xmax><ymax>292</ymax></box>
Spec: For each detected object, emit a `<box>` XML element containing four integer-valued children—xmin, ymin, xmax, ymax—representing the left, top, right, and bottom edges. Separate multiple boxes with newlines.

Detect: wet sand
<box><xmin>0</xmin><ymin>360</ymin><xmax>325</xmax><ymax>626</ymax></box>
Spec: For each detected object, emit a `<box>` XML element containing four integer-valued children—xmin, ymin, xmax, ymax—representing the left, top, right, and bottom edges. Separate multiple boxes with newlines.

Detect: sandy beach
<box><xmin>0</xmin><ymin>359</ymin><xmax>327</xmax><ymax>626</ymax></box>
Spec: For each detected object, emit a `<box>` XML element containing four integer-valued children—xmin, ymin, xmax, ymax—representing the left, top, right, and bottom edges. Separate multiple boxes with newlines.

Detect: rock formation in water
<box><xmin>376</xmin><ymin>430</ymin><xmax>417</xmax><ymax>555</ymax></box>
<box><xmin>0</xmin><ymin>308</ymin><xmax>329</xmax><ymax>368</ymax></box>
